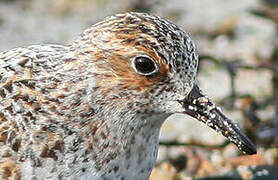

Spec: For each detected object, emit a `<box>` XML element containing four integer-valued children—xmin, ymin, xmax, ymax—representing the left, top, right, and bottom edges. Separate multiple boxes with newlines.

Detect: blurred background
<box><xmin>0</xmin><ymin>0</ymin><xmax>277</xmax><ymax>179</ymax></box>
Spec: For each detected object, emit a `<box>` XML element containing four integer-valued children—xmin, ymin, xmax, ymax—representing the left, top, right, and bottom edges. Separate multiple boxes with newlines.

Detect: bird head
<box><xmin>72</xmin><ymin>12</ymin><xmax>256</xmax><ymax>155</ymax></box>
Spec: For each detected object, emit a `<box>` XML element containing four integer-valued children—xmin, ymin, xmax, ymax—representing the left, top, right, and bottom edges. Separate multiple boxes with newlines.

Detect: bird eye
<box><xmin>132</xmin><ymin>56</ymin><xmax>158</xmax><ymax>76</ymax></box>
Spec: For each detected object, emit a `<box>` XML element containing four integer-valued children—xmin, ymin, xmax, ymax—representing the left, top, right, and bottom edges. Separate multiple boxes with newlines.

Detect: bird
<box><xmin>0</xmin><ymin>12</ymin><xmax>256</xmax><ymax>180</ymax></box>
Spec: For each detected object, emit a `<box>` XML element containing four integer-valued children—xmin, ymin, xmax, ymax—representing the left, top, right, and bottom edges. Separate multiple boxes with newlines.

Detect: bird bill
<box><xmin>180</xmin><ymin>85</ymin><xmax>257</xmax><ymax>155</ymax></box>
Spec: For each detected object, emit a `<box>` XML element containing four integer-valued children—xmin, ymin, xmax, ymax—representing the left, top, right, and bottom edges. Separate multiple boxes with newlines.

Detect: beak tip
<box><xmin>240</xmin><ymin>140</ymin><xmax>257</xmax><ymax>155</ymax></box>
<box><xmin>229</xmin><ymin>123</ymin><xmax>257</xmax><ymax>155</ymax></box>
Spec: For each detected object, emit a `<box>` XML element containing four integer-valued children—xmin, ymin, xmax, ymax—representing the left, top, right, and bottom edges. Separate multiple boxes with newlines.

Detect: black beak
<box><xmin>180</xmin><ymin>85</ymin><xmax>257</xmax><ymax>155</ymax></box>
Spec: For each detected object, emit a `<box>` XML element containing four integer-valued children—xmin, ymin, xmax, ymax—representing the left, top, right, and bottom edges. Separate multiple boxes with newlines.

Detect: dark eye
<box><xmin>132</xmin><ymin>56</ymin><xmax>158</xmax><ymax>76</ymax></box>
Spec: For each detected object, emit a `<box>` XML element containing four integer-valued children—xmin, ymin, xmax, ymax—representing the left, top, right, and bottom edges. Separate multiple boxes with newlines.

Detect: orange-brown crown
<box><xmin>71</xmin><ymin>12</ymin><xmax>199</xmax><ymax>105</ymax></box>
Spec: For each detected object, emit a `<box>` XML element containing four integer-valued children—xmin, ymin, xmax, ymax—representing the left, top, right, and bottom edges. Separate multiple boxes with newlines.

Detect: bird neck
<box><xmin>77</xmin><ymin>103</ymin><xmax>168</xmax><ymax>179</ymax></box>
<box><xmin>42</xmin><ymin>55</ymin><xmax>169</xmax><ymax>178</ymax></box>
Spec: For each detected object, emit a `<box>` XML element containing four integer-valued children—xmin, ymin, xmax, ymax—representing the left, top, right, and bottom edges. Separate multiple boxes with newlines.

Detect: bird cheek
<box><xmin>161</xmin><ymin>100</ymin><xmax>184</xmax><ymax>114</ymax></box>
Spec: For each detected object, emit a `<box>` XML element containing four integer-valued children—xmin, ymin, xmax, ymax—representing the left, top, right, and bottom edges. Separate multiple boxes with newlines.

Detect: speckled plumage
<box><xmin>0</xmin><ymin>12</ymin><xmax>256</xmax><ymax>180</ymax></box>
